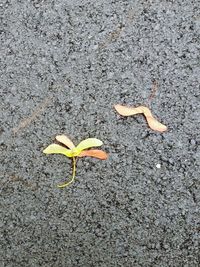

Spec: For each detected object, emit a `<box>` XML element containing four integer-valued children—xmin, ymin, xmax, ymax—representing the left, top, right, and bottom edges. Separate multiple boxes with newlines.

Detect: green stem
<box><xmin>57</xmin><ymin>157</ymin><xmax>76</xmax><ymax>188</ymax></box>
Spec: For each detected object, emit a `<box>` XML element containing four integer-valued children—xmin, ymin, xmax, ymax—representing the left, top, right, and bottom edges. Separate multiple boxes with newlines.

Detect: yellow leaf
<box><xmin>43</xmin><ymin>136</ymin><xmax>107</xmax><ymax>188</ymax></box>
<box><xmin>75</xmin><ymin>138</ymin><xmax>103</xmax><ymax>155</ymax></box>
<box><xmin>43</xmin><ymin>144</ymin><xmax>73</xmax><ymax>157</ymax></box>
<box><xmin>55</xmin><ymin>135</ymin><xmax>75</xmax><ymax>149</ymax></box>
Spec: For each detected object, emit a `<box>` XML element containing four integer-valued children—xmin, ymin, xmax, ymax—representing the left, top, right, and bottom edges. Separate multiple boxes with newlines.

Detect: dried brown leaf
<box><xmin>114</xmin><ymin>104</ymin><xmax>167</xmax><ymax>132</ymax></box>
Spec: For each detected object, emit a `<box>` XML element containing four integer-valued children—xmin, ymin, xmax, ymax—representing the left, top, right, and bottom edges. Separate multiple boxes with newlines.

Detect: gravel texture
<box><xmin>1</xmin><ymin>0</ymin><xmax>200</xmax><ymax>266</ymax></box>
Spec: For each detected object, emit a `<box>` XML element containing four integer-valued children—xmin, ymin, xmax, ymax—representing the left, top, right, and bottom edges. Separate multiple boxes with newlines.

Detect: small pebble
<box><xmin>156</xmin><ymin>163</ymin><xmax>161</xmax><ymax>169</ymax></box>
<box><xmin>190</xmin><ymin>139</ymin><xmax>196</xmax><ymax>146</ymax></box>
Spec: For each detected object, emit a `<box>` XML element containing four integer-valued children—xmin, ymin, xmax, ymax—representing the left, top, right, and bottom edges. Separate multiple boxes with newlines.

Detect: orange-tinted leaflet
<box><xmin>114</xmin><ymin>104</ymin><xmax>167</xmax><ymax>132</ymax></box>
<box><xmin>79</xmin><ymin>149</ymin><xmax>108</xmax><ymax>160</ymax></box>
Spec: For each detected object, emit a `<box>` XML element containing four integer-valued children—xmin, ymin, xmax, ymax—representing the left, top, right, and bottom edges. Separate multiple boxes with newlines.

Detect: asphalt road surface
<box><xmin>1</xmin><ymin>1</ymin><xmax>199</xmax><ymax>266</ymax></box>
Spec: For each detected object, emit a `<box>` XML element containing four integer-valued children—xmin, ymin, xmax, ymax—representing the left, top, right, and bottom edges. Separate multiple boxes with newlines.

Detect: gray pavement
<box><xmin>1</xmin><ymin>0</ymin><xmax>200</xmax><ymax>266</ymax></box>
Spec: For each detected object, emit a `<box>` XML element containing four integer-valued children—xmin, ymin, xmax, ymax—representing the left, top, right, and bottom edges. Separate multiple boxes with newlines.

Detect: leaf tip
<box><xmin>43</xmin><ymin>147</ymin><xmax>50</xmax><ymax>154</ymax></box>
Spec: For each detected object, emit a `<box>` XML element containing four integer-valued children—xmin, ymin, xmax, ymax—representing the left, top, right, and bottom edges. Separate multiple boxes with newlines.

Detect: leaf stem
<box><xmin>57</xmin><ymin>157</ymin><xmax>76</xmax><ymax>188</ymax></box>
